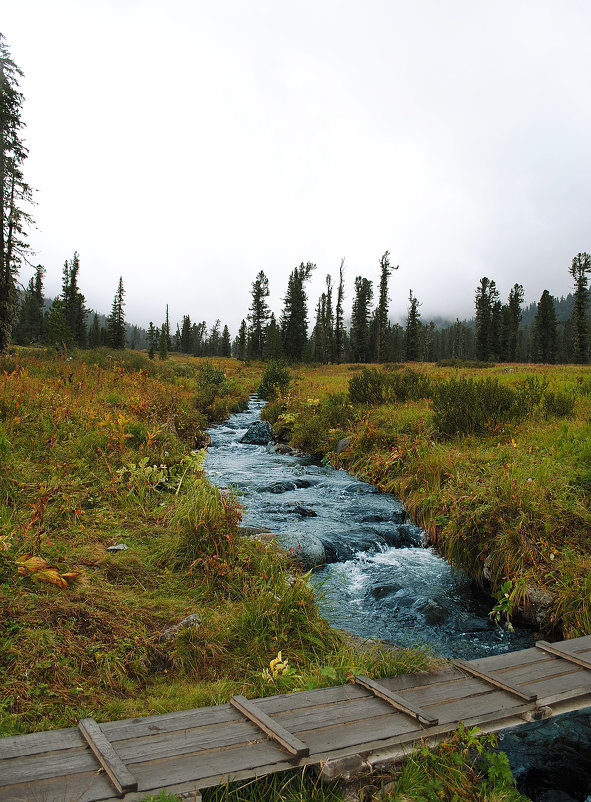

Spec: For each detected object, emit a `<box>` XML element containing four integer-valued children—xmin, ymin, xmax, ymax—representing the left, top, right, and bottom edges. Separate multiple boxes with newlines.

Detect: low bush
<box><xmin>435</xmin><ymin>358</ymin><xmax>493</xmax><ymax>369</ymax></box>
<box><xmin>543</xmin><ymin>389</ymin><xmax>575</xmax><ymax>418</ymax></box>
<box><xmin>258</xmin><ymin>360</ymin><xmax>291</xmax><ymax>399</ymax></box>
<box><xmin>431</xmin><ymin>377</ymin><xmax>517</xmax><ymax>435</ymax></box>
<box><xmin>289</xmin><ymin>393</ymin><xmax>354</xmax><ymax>454</ymax></box>
<box><xmin>194</xmin><ymin>362</ymin><xmax>230</xmax><ymax>418</ymax></box>
<box><xmin>348</xmin><ymin>368</ymin><xmax>431</xmax><ymax>406</ymax></box>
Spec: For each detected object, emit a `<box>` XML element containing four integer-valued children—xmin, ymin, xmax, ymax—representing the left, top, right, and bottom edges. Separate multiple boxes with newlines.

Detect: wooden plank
<box><xmin>453</xmin><ymin>659</ymin><xmax>537</xmax><ymax>702</ymax></box>
<box><xmin>103</xmin><ymin>703</ymin><xmax>242</xmax><ymax>741</ymax></box>
<box><xmin>230</xmin><ymin>696</ymin><xmax>309</xmax><ymax>758</ymax></box>
<box><xmin>78</xmin><ymin>718</ymin><xmax>138</xmax><ymax>795</ymax></box>
<box><xmin>0</xmin><ymin>770</ymin><xmax>117</xmax><ymax>802</ymax></box>
<box><xmin>0</xmin><ymin>727</ymin><xmax>84</xmax><ymax>760</ymax></box>
<box><xmin>0</xmin><ymin>748</ymin><xmax>99</xmax><ymax>787</ymax></box>
<box><xmin>354</xmin><ymin>675</ymin><xmax>439</xmax><ymax>726</ymax></box>
<box><xmin>536</xmin><ymin>640</ymin><xmax>591</xmax><ymax>671</ymax></box>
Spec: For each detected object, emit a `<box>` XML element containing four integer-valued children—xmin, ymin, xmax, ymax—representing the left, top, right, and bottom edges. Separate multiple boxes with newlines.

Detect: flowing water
<box><xmin>205</xmin><ymin>396</ymin><xmax>591</xmax><ymax>800</ymax></box>
<box><xmin>205</xmin><ymin>396</ymin><xmax>533</xmax><ymax>660</ymax></box>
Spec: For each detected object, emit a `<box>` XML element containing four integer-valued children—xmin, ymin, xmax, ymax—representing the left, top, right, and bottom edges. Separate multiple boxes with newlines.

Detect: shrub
<box><xmin>194</xmin><ymin>362</ymin><xmax>230</xmax><ymax>415</ymax></box>
<box><xmin>513</xmin><ymin>375</ymin><xmax>548</xmax><ymax>416</ymax></box>
<box><xmin>258</xmin><ymin>360</ymin><xmax>291</xmax><ymax>400</ymax></box>
<box><xmin>348</xmin><ymin>367</ymin><xmax>430</xmax><ymax>405</ymax></box>
<box><xmin>290</xmin><ymin>393</ymin><xmax>354</xmax><ymax>454</ymax></box>
<box><xmin>431</xmin><ymin>377</ymin><xmax>517</xmax><ymax>435</ymax></box>
<box><xmin>543</xmin><ymin>389</ymin><xmax>575</xmax><ymax>418</ymax></box>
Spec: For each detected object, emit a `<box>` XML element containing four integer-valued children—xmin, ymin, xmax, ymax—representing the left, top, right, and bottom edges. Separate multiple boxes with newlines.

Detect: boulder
<box><xmin>158</xmin><ymin>613</ymin><xmax>202</xmax><ymax>642</ymax></box>
<box><xmin>275</xmin><ymin>532</ymin><xmax>326</xmax><ymax>570</ymax></box>
<box><xmin>240</xmin><ymin>421</ymin><xmax>274</xmax><ymax>445</ymax></box>
<box><xmin>334</xmin><ymin>437</ymin><xmax>351</xmax><ymax>455</ymax></box>
<box><xmin>517</xmin><ymin>584</ymin><xmax>555</xmax><ymax>627</ymax></box>
<box><xmin>257</xmin><ymin>478</ymin><xmax>315</xmax><ymax>494</ymax></box>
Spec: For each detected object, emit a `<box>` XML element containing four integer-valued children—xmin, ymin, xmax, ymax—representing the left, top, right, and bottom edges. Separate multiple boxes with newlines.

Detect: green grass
<box><xmin>0</xmin><ymin>349</ymin><xmax>432</xmax><ymax>736</ymax></box>
<box><xmin>270</xmin><ymin>362</ymin><xmax>591</xmax><ymax>638</ymax></box>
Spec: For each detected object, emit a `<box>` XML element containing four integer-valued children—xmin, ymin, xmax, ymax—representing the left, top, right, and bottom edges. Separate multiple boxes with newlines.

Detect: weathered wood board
<box><xmin>1</xmin><ymin>635</ymin><xmax>591</xmax><ymax>802</ymax></box>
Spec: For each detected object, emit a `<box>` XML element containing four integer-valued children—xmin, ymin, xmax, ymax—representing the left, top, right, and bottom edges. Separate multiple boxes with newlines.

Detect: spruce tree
<box><xmin>405</xmin><ymin>290</ymin><xmax>422</xmax><ymax>361</ymax></box>
<box><xmin>281</xmin><ymin>262</ymin><xmax>316</xmax><ymax>360</ymax></box>
<box><xmin>265</xmin><ymin>313</ymin><xmax>283</xmax><ymax>359</ymax></box>
<box><xmin>0</xmin><ymin>35</ymin><xmax>34</xmax><ymax>351</ymax></box>
<box><xmin>334</xmin><ymin>258</ymin><xmax>345</xmax><ymax>363</ymax></box>
<box><xmin>474</xmin><ymin>277</ymin><xmax>499</xmax><ymax>361</ymax></box>
<box><xmin>180</xmin><ymin>315</ymin><xmax>192</xmax><ymax>353</ymax></box>
<box><xmin>14</xmin><ymin>263</ymin><xmax>44</xmax><ymax>344</ymax></box>
<box><xmin>236</xmin><ymin>319</ymin><xmax>248</xmax><ymax>361</ymax></box>
<box><xmin>375</xmin><ymin>251</ymin><xmax>398</xmax><ymax>362</ymax></box>
<box><xmin>500</xmin><ymin>283</ymin><xmax>523</xmax><ymax>362</ymax></box>
<box><xmin>532</xmin><ymin>290</ymin><xmax>558</xmax><ymax>363</ymax></box>
<box><xmin>61</xmin><ymin>252</ymin><xmax>87</xmax><ymax>346</ymax></box>
<box><xmin>569</xmin><ymin>252</ymin><xmax>591</xmax><ymax>363</ymax></box>
<box><xmin>147</xmin><ymin>321</ymin><xmax>157</xmax><ymax>359</ymax></box>
<box><xmin>158</xmin><ymin>323</ymin><xmax>168</xmax><ymax>360</ymax></box>
<box><xmin>88</xmin><ymin>313</ymin><xmax>101</xmax><ymax>348</ymax></box>
<box><xmin>248</xmin><ymin>270</ymin><xmax>271</xmax><ymax>359</ymax></box>
<box><xmin>107</xmin><ymin>276</ymin><xmax>126</xmax><ymax>349</ymax></box>
<box><xmin>350</xmin><ymin>276</ymin><xmax>373</xmax><ymax>362</ymax></box>
<box><xmin>208</xmin><ymin>319</ymin><xmax>221</xmax><ymax>356</ymax></box>
<box><xmin>221</xmin><ymin>324</ymin><xmax>232</xmax><ymax>357</ymax></box>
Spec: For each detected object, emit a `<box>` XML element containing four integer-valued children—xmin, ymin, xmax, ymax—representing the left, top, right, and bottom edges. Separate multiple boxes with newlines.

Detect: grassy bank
<box><xmin>0</xmin><ymin>349</ymin><xmax>431</xmax><ymax>737</ymax></box>
<box><xmin>262</xmin><ymin>361</ymin><xmax>591</xmax><ymax>638</ymax></box>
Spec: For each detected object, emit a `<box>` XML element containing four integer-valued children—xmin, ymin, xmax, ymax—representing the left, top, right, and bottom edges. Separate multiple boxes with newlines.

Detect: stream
<box><xmin>205</xmin><ymin>396</ymin><xmax>533</xmax><ymax>660</ymax></box>
<box><xmin>205</xmin><ymin>395</ymin><xmax>591</xmax><ymax>801</ymax></box>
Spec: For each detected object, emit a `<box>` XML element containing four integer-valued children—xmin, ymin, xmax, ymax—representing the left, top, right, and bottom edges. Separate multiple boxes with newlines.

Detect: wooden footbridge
<box><xmin>2</xmin><ymin>635</ymin><xmax>591</xmax><ymax>802</ymax></box>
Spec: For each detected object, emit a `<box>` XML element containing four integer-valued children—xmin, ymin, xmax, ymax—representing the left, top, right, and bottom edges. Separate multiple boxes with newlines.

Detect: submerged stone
<box><xmin>257</xmin><ymin>478</ymin><xmax>315</xmax><ymax>493</ymax></box>
<box><xmin>240</xmin><ymin>421</ymin><xmax>274</xmax><ymax>445</ymax></box>
<box><xmin>275</xmin><ymin>532</ymin><xmax>326</xmax><ymax>570</ymax></box>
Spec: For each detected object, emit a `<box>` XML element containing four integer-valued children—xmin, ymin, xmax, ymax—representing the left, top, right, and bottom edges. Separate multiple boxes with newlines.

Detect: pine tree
<box><xmin>88</xmin><ymin>313</ymin><xmax>101</xmax><ymax>348</ymax></box>
<box><xmin>350</xmin><ymin>276</ymin><xmax>373</xmax><ymax>362</ymax></box>
<box><xmin>248</xmin><ymin>270</ymin><xmax>271</xmax><ymax>359</ymax></box>
<box><xmin>405</xmin><ymin>290</ymin><xmax>422</xmax><ymax>361</ymax></box>
<box><xmin>236</xmin><ymin>319</ymin><xmax>248</xmax><ymax>361</ymax></box>
<box><xmin>180</xmin><ymin>315</ymin><xmax>192</xmax><ymax>353</ymax></box>
<box><xmin>376</xmin><ymin>251</ymin><xmax>398</xmax><ymax>362</ymax></box>
<box><xmin>265</xmin><ymin>313</ymin><xmax>283</xmax><ymax>359</ymax></box>
<box><xmin>281</xmin><ymin>262</ymin><xmax>316</xmax><ymax>360</ymax></box>
<box><xmin>499</xmin><ymin>283</ymin><xmax>524</xmax><ymax>362</ymax></box>
<box><xmin>147</xmin><ymin>321</ymin><xmax>157</xmax><ymax>359</ymax></box>
<box><xmin>208</xmin><ymin>319</ymin><xmax>221</xmax><ymax>356</ymax></box>
<box><xmin>474</xmin><ymin>277</ymin><xmax>499</xmax><ymax>361</ymax></box>
<box><xmin>0</xmin><ymin>35</ymin><xmax>34</xmax><ymax>350</ymax></box>
<box><xmin>14</xmin><ymin>263</ymin><xmax>44</xmax><ymax>344</ymax></box>
<box><xmin>532</xmin><ymin>290</ymin><xmax>558</xmax><ymax>363</ymax></box>
<box><xmin>61</xmin><ymin>252</ymin><xmax>87</xmax><ymax>346</ymax></box>
<box><xmin>107</xmin><ymin>276</ymin><xmax>126</xmax><ymax>349</ymax></box>
<box><xmin>221</xmin><ymin>324</ymin><xmax>232</xmax><ymax>357</ymax></box>
<box><xmin>158</xmin><ymin>323</ymin><xmax>168</xmax><ymax>360</ymax></box>
<box><xmin>569</xmin><ymin>252</ymin><xmax>591</xmax><ymax>363</ymax></box>
<box><xmin>191</xmin><ymin>321</ymin><xmax>207</xmax><ymax>356</ymax></box>
<box><xmin>334</xmin><ymin>258</ymin><xmax>345</xmax><ymax>363</ymax></box>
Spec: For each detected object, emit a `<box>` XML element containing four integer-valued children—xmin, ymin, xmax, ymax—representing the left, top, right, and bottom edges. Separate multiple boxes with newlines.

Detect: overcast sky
<box><xmin>3</xmin><ymin>0</ymin><xmax>591</xmax><ymax>333</ymax></box>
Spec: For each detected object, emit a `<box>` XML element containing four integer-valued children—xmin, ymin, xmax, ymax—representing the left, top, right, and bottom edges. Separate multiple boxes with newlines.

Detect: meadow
<box><xmin>262</xmin><ymin>360</ymin><xmax>591</xmax><ymax>639</ymax></box>
<box><xmin>2</xmin><ymin>350</ymin><xmax>584</xmax><ymax>801</ymax></box>
<box><xmin>0</xmin><ymin>349</ymin><xmax>430</xmax><ymax>739</ymax></box>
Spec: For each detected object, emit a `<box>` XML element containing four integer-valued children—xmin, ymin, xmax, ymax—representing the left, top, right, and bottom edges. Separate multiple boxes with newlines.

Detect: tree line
<box><xmin>2</xmin><ymin>33</ymin><xmax>591</xmax><ymax>364</ymax></box>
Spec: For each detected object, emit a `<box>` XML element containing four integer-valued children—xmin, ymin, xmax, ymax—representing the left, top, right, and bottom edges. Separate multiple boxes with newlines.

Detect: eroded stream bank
<box><xmin>205</xmin><ymin>395</ymin><xmax>533</xmax><ymax>660</ymax></box>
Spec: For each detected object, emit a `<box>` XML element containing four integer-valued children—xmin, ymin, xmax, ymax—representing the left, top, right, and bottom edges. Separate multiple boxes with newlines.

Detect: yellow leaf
<box><xmin>16</xmin><ymin>555</ymin><xmax>48</xmax><ymax>574</ymax></box>
<box><xmin>30</xmin><ymin>568</ymin><xmax>68</xmax><ymax>588</ymax></box>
